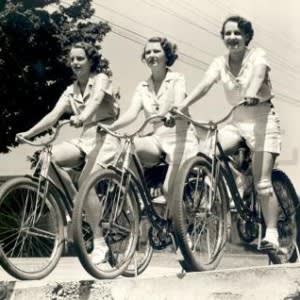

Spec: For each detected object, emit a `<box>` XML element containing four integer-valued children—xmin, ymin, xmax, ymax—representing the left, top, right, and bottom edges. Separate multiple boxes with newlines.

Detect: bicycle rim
<box><xmin>269</xmin><ymin>170</ymin><xmax>300</xmax><ymax>264</ymax></box>
<box><xmin>0</xmin><ymin>177</ymin><xmax>64</xmax><ymax>280</ymax></box>
<box><xmin>174</xmin><ymin>157</ymin><xmax>228</xmax><ymax>271</ymax></box>
<box><xmin>123</xmin><ymin>215</ymin><xmax>153</xmax><ymax>277</ymax></box>
<box><xmin>73</xmin><ymin>169</ymin><xmax>139</xmax><ymax>279</ymax></box>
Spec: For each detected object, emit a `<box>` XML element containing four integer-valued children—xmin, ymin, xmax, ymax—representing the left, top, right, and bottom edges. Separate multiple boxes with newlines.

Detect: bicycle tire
<box><xmin>72</xmin><ymin>169</ymin><xmax>139</xmax><ymax>279</ymax></box>
<box><xmin>268</xmin><ymin>169</ymin><xmax>300</xmax><ymax>264</ymax></box>
<box><xmin>0</xmin><ymin>177</ymin><xmax>64</xmax><ymax>280</ymax></box>
<box><xmin>122</xmin><ymin>215</ymin><xmax>154</xmax><ymax>277</ymax></box>
<box><xmin>173</xmin><ymin>156</ymin><xmax>228</xmax><ymax>271</ymax></box>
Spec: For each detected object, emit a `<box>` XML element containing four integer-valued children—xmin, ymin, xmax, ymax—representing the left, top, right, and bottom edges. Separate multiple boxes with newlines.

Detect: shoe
<box><xmin>90</xmin><ymin>238</ymin><xmax>109</xmax><ymax>265</ymax></box>
<box><xmin>186</xmin><ymin>233</ymin><xmax>193</xmax><ymax>249</ymax></box>
<box><xmin>259</xmin><ymin>239</ymin><xmax>288</xmax><ymax>255</ymax></box>
<box><xmin>152</xmin><ymin>195</ymin><xmax>167</xmax><ymax>205</ymax></box>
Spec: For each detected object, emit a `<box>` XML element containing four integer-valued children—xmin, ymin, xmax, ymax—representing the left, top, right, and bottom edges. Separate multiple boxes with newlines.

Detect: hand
<box><xmin>163</xmin><ymin>112</ymin><xmax>176</xmax><ymax>128</ymax></box>
<box><xmin>70</xmin><ymin>115</ymin><xmax>83</xmax><ymax>128</ymax></box>
<box><xmin>244</xmin><ymin>97</ymin><xmax>260</xmax><ymax>106</ymax></box>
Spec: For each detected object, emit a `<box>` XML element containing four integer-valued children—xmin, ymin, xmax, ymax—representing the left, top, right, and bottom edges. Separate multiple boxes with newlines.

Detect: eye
<box><xmin>234</xmin><ymin>31</ymin><xmax>241</xmax><ymax>36</ymax></box>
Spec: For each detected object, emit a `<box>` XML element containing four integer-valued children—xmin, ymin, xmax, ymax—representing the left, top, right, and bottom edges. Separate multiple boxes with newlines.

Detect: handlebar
<box><xmin>171</xmin><ymin>101</ymin><xmax>246</xmax><ymax>130</ymax></box>
<box><xmin>97</xmin><ymin>114</ymin><xmax>166</xmax><ymax>139</ymax></box>
<box><xmin>16</xmin><ymin>120</ymin><xmax>71</xmax><ymax>147</ymax></box>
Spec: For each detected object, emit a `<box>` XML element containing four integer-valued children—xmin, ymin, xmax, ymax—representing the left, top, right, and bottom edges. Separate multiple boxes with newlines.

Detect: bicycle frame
<box><xmin>171</xmin><ymin>103</ymin><xmax>261</xmax><ymax>224</ymax></box>
<box><xmin>16</xmin><ymin>121</ymin><xmax>77</xmax><ymax>224</ymax></box>
<box><xmin>97</xmin><ymin>116</ymin><xmax>172</xmax><ymax>232</ymax></box>
<box><xmin>108</xmin><ymin>137</ymin><xmax>170</xmax><ymax>231</ymax></box>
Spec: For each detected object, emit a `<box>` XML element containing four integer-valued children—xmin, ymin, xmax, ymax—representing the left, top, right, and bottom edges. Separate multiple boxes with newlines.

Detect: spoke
<box><xmin>25</xmin><ymin>227</ymin><xmax>57</xmax><ymax>240</ymax></box>
<box><xmin>206</xmin><ymin>226</ymin><xmax>211</xmax><ymax>260</ymax></box>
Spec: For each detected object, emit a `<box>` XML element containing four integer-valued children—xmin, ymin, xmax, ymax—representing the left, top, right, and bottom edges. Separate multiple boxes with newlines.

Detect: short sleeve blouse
<box><xmin>56</xmin><ymin>73</ymin><xmax>116</xmax><ymax>123</ymax></box>
<box><xmin>205</xmin><ymin>47</ymin><xmax>273</xmax><ymax>106</ymax></box>
<box><xmin>131</xmin><ymin>70</ymin><xmax>186</xmax><ymax>119</ymax></box>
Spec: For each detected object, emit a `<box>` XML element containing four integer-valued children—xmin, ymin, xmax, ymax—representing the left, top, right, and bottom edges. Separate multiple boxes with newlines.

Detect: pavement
<box><xmin>1</xmin><ymin>245</ymin><xmax>300</xmax><ymax>300</ymax></box>
<box><xmin>0</xmin><ymin>212</ymin><xmax>299</xmax><ymax>299</ymax></box>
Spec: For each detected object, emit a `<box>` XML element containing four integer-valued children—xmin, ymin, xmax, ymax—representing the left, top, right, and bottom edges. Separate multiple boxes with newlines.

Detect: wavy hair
<box><xmin>220</xmin><ymin>15</ymin><xmax>254</xmax><ymax>46</ymax></box>
<box><xmin>141</xmin><ymin>36</ymin><xmax>178</xmax><ymax>67</ymax></box>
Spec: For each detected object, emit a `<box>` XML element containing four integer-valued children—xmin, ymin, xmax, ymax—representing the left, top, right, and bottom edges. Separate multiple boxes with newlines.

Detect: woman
<box><xmin>17</xmin><ymin>41</ymin><xmax>117</xmax><ymax>185</ymax></box>
<box><xmin>84</xmin><ymin>37</ymin><xmax>198</xmax><ymax>265</ymax></box>
<box><xmin>107</xmin><ymin>36</ymin><xmax>198</xmax><ymax>207</ymax></box>
<box><xmin>17</xmin><ymin>41</ymin><xmax>118</xmax><ymax>261</ymax></box>
<box><xmin>176</xmin><ymin>16</ymin><xmax>282</xmax><ymax>252</ymax></box>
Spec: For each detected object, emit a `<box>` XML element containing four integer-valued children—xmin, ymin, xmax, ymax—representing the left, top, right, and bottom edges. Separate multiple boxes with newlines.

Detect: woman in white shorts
<box><xmin>176</xmin><ymin>16</ymin><xmax>282</xmax><ymax>252</ymax></box>
<box><xmin>17</xmin><ymin>42</ymin><xmax>118</xmax><ymax>188</ymax></box>
<box><xmin>108</xmin><ymin>36</ymin><xmax>199</xmax><ymax>214</ymax></box>
<box><xmin>88</xmin><ymin>36</ymin><xmax>199</xmax><ymax>264</ymax></box>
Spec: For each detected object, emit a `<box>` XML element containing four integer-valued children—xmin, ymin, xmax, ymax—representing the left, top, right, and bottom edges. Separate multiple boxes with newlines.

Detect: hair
<box><xmin>220</xmin><ymin>15</ymin><xmax>254</xmax><ymax>46</ymax></box>
<box><xmin>70</xmin><ymin>41</ymin><xmax>102</xmax><ymax>73</ymax></box>
<box><xmin>141</xmin><ymin>36</ymin><xmax>178</xmax><ymax>67</ymax></box>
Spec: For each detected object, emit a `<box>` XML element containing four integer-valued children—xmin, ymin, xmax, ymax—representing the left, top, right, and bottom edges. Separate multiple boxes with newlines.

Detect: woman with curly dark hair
<box><xmin>176</xmin><ymin>16</ymin><xmax>283</xmax><ymax>253</ymax></box>
<box><xmin>18</xmin><ymin>41</ymin><xmax>118</xmax><ymax>171</ymax></box>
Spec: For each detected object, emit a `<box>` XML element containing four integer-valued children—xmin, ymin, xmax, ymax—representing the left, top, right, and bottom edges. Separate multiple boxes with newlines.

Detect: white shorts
<box><xmin>142</xmin><ymin>120</ymin><xmax>199</xmax><ymax>165</ymax></box>
<box><xmin>223</xmin><ymin>101</ymin><xmax>281</xmax><ymax>154</ymax></box>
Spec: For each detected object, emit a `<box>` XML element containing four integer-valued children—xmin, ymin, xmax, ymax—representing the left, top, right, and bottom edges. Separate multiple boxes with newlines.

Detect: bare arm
<box><xmin>108</xmin><ymin>100</ymin><xmax>141</xmax><ymax>131</ymax></box>
<box><xmin>244</xmin><ymin>64</ymin><xmax>268</xmax><ymax>98</ymax></box>
<box><xmin>74</xmin><ymin>74</ymin><xmax>110</xmax><ymax>125</ymax></box>
<box><xmin>177</xmin><ymin>74</ymin><xmax>216</xmax><ymax>111</ymax></box>
<box><xmin>19</xmin><ymin>101</ymin><xmax>68</xmax><ymax>139</ymax></box>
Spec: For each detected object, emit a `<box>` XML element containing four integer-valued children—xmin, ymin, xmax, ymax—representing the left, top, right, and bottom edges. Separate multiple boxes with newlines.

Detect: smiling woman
<box><xmin>177</xmin><ymin>15</ymin><xmax>283</xmax><ymax>254</ymax></box>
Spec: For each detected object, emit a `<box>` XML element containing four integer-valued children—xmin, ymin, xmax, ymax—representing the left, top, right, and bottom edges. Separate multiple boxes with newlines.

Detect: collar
<box><xmin>224</xmin><ymin>47</ymin><xmax>254</xmax><ymax>75</ymax></box>
<box><xmin>141</xmin><ymin>68</ymin><xmax>175</xmax><ymax>87</ymax></box>
<box><xmin>72</xmin><ymin>75</ymin><xmax>96</xmax><ymax>102</ymax></box>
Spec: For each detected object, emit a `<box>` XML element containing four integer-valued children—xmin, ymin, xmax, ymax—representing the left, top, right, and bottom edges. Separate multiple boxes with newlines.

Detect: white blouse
<box><xmin>131</xmin><ymin>70</ymin><xmax>186</xmax><ymax>119</ymax></box>
<box><xmin>205</xmin><ymin>47</ymin><xmax>273</xmax><ymax>106</ymax></box>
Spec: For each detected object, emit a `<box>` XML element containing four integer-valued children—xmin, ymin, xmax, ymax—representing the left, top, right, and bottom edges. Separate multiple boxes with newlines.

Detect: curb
<box><xmin>1</xmin><ymin>263</ymin><xmax>300</xmax><ymax>300</ymax></box>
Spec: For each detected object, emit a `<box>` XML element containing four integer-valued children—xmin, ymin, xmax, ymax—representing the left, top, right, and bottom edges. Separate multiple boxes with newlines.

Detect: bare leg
<box><xmin>252</xmin><ymin>151</ymin><xmax>279</xmax><ymax>229</ymax></box>
<box><xmin>51</xmin><ymin>143</ymin><xmax>84</xmax><ymax>198</ymax></box>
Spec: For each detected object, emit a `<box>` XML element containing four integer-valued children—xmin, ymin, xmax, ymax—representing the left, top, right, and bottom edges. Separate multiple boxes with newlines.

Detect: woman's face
<box><xmin>70</xmin><ymin>47</ymin><xmax>92</xmax><ymax>78</ymax></box>
<box><xmin>223</xmin><ymin>21</ymin><xmax>247</xmax><ymax>53</ymax></box>
<box><xmin>144</xmin><ymin>42</ymin><xmax>167</xmax><ymax>69</ymax></box>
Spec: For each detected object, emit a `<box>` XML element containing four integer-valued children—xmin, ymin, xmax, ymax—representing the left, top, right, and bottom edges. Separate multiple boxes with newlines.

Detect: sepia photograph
<box><xmin>0</xmin><ymin>0</ymin><xmax>300</xmax><ymax>299</ymax></box>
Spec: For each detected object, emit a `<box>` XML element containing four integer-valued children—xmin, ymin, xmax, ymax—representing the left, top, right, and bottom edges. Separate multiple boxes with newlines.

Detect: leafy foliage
<box><xmin>0</xmin><ymin>0</ymin><xmax>111</xmax><ymax>152</ymax></box>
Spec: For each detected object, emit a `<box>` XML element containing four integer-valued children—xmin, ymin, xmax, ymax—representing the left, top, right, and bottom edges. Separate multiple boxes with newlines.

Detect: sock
<box><xmin>264</xmin><ymin>228</ymin><xmax>279</xmax><ymax>246</ymax></box>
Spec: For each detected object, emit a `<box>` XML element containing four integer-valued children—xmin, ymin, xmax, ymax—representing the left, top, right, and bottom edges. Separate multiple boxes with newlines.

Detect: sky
<box><xmin>1</xmin><ymin>0</ymin><xmax>300</xmax><ymax>187</ymax></box>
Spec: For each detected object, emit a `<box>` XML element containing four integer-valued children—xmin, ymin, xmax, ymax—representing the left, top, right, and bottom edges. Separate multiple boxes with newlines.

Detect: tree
<box><xmin>0</xmin><ymin>0</ymin><xmax>111</xmax><ymax>153</ymax></box>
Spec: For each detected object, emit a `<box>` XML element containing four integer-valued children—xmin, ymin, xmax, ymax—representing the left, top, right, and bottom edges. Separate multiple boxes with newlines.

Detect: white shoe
<box><xmin>152</xmin><ymin>195</ymin><xmax>167</xmax><ymax>205</ymax></box>
<box><xmin>186</xmin><ymin>233</ymin><xmax>193</xmax><ymax>249</ymax></box>
<box><xmin>90</xmin><ymin>238</ymin><xmax>109</xmax><ymax>265</ymax></box>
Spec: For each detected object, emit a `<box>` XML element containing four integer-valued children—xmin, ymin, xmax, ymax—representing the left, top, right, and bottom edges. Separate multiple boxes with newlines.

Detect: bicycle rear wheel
<box><xmin>0</xmin><ymin>177</ymin><xmax>64</xmax><ymax>280</ymax></box>
<box><xmin>72</xmin><ymin>169</ymin><xmax>139</xmax><ymax>279</ymax></box>
<box><xmin>269</xmin><ymin>169</ymin><xmax>300</xmax><ymax>264</ymax></box>
<box><xmin>173</xmin><ymin>156</ymin><xmax>228</xmax><ymax>271</ymax></box>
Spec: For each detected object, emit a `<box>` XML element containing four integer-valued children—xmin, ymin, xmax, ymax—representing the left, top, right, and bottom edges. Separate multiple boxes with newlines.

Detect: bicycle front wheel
<box><xmin>173</xmin><ymin>156</ymin><xmax>228</xmax><ymax>271</ymax></box>
<box><xmin>72</xmin><ymin>169</ymin><xmax>140</xmax><ymax>279</ymax></box>
<box><xmin>269</xmin><ymin>169</ymin><xmax>300</xmax><ymax>264</ymax></box>
<box><xmin>122</xmin><ymin>214</ymin><xmax>153</xmax><ymax>277</ymax></box>
<box><xmin>0</xmin><ymin>177</ymin><xmax>64</xmax><ymax>280</ymax></box>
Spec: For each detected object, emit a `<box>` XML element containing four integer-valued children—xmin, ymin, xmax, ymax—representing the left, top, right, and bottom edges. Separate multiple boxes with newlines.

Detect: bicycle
<box><xmin>0</xmin><ymin>121</ymin><xmax>82</xmax><ymax>280</ymax></box>
<box><xmin>171</xmin><ymin>103</ymin><xmax>300</xmax><ymax>271</ymax></box>
<box><xmin>72</xmin><ymin>115</ymin><xmax>188</xmax><ymax>279</ymax></box>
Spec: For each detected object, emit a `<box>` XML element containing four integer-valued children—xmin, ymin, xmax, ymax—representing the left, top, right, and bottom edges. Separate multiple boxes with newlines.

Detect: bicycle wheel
<box><xmin>173</xmin><ymin>156</ymin><xmax>228</xmax><ymax>271</ymax></box>
<box><xmin>122</xmin><ymin>214</ymin><xmax>153</xmax><ymax>277</ymax></box>
<box><xmin>72</xmin><ymin>169</ymin><xmax>139</xmax><ymax>279</ymax></box>
<box><xmin>0</xmin><ymin>177</ymin><xmax>64</xmax><ymax>280</ymax></box>
<box><xmin>268</xmin><ymin>169</ymin><xmax>300</xmax><ymax>264</ymax></box>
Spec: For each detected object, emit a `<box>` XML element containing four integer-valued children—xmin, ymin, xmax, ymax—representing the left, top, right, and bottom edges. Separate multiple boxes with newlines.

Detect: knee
<box><xmin>255</xmin><ymin>179</ymin><xmax>273</xmax><ymax>197</ymax></box>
